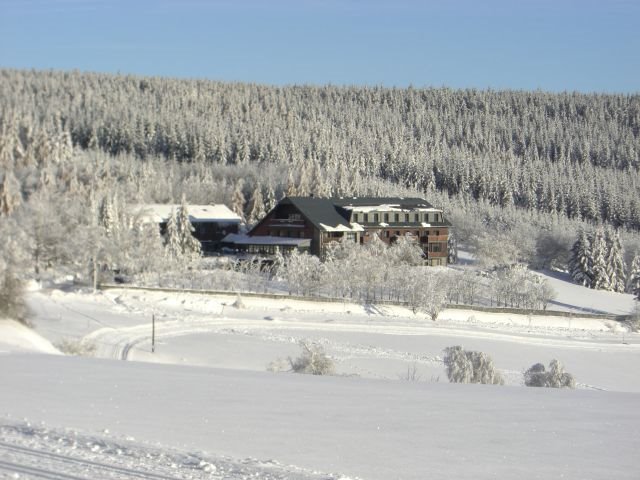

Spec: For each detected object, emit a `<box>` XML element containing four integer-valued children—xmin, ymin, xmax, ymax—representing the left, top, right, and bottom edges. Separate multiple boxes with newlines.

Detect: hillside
<box><xmin>1</xmin><ymin>283</ymin><xmax>639</xmax><ymax>479</ymax></box>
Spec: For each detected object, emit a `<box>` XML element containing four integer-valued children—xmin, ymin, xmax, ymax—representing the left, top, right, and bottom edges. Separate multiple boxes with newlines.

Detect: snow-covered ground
<box><xmin>1</xmin><ymin>279</ymin><xmax>639</xmax><ymax>479</ymax></box>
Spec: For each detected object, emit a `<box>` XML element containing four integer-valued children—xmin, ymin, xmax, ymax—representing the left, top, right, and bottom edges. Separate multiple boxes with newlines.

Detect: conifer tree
<box><xmin>176</xmin><ymin>196</ymin><xmax>201</xmax><ymax>258</ymax></box>
<box><xmin>568</xmin><ymin>229</ymin><xmax>592</xmax><ymax>287</ymax></box>
<box><xmin>265</xmin><ymin>184</ymin><xmax>277</xmax><ymax>212</ymax></box>
<box><xmin>0</xmin><ymin>171</ymin><xmax>22</xmax><ymax>216</ymax></box>
<box><xmin>591</xmin><ymin>227</ymin><xmax>610</xmax><ymax>291</ymax></box>
<box><xmin>605</xmin><ymin>228</ymin><xmax>626</xmax><ymax>293</ymax></box>
<box><xmin>231</xmin><ymin>179</ymin><xmax>246</xmax><ymax>223</ymax></box>
<box><xmin>247</xmin><ymin>184</ymin><xmax>266</xmax><ymax>228</ymax></box>
<box><xmin>627</xmin><ymin>254</ymin><xmax>640</xmax><ymax>300</ymax></box>
<box><xmin>165</xmin><ymin>208</ymin><xmax>182</xmax><ymax>259</ymax></box>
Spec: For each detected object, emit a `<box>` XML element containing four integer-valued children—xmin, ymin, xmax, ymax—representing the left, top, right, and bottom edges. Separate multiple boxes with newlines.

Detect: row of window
<box><xmin>365</xmin><ymin>230</ymin><xmax>441</xmax><ymax>238</ymax></box>
<box><xmin>269</xmin><ymin>229</ymin><xmax>306</xmax><ymax>238</ymax></box>
<box><xmin>354</xmin><ymin>211</ymin><xmax>442</xmax><ymax>224</ymax></box>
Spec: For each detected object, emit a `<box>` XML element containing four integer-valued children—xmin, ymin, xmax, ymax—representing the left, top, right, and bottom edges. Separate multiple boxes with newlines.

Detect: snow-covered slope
<box><xmin>1</xmin><ymin>354</ymin><xmax>639</xmax><ymax>480</ymax></box>
<box><xmin>0</xmin><ymin>319</ymin><xmax>59</xmax><ymax>355</ymax></box>
<box><xmin>2</xmin><ymin>284</ymin><xmax>638</xmax><ymax>479</ymax></box>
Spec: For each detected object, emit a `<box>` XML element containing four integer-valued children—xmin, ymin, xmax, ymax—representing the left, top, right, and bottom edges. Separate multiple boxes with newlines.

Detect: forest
<box><xmin>0</xmin><ymin>68</ymin><xmax>639</xmax><ymax>311</ymax></box>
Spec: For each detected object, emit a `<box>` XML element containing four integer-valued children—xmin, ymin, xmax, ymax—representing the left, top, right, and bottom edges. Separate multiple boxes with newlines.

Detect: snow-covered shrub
<box><xmin>55</xmin><ymin>339</ymin><xmax>97</xmax><ymax>357</ymax></box>
<box><xmin>231</xmin><ymin>294</ymin><xmax>246</xmax><ymax>309</ymax></box>
<box><xmin>288</xmin><ymin>340</ymin><xmax>335</xmax><ymax>375</ymax></box>
<box><xmin>266</xmin><ymin>357</ymin><xmax>289</xmax><ymax>373</ymax></box>
<box><xmin>398</xmin><ymin>363</ymin><xmax>422</xmax><ymax>382</ymax></box>
<box><xmin>442</xmin><ymin>346</ymin><xmax>504</xmax><ymax>385</ymax></box>
<box><xmin>627</xmin><ymin>304</ymin><xmax>640</xmax><ymax>332</ymax></box>
<box><xmin>524</xmin><ymin>359</ymin><xmax>575</xmax><ymax>388</ymax></box>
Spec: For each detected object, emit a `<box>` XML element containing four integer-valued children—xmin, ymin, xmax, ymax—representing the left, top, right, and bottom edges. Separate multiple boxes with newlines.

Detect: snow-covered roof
<box><xmin>341</xmin><ymin>204</ymin><xmax>441</xmax><ymax>213</ymax></box>
<box><xmin>222</xmin><ymin>233</ymin><xmax>311</xmax><ymax>247</ymax></box>
<box><xmin>131</xmin><ymin>204</ymin><xmax>241</xmax><ymax>224</ymax></box>
<box><xmin>319</xmin><ymin>223</ymin><xmax>364</xmax><ymax>233</ymax></box>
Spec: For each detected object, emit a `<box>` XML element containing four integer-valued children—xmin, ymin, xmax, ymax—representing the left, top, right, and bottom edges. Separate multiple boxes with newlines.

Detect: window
<box><xmin>414</xmin><ymin>213</ymin><xmax>419</xmax><ymax>222</ymax></box>
<box><xmin>384</xmin><ymin>213</ymin><xmax>389</xmax><ymax>223</ymax></box>
<box><xmin>428</xmin><ymin>242</ymin><xmax>446</xmax><ymax>253</ymax></box>
<box><xmin>373</xmin><ymin>213</ymin><xmax>379</xmax><ymax>223</ymax></box>
<box><xmin>385</xmin><ymin>230</ymin><xmax>390</xmax><ymax>238</ymax></box>
<box><xmin>288</xmin><ymin>213</ymin><xmax>302</xmax><ymax>221</ymax></box>
<box><xmin>364</xmin><ymin>213</ymin><xmax>369</xmax><ymax>223</ymax></box>
<box><xmin>394</xmin><ymin>213</ymin><xmax>400</xmax><ymax>223</ymax></box>
<box><xmin>299</xmin><ymin>231</ymin><xmax>305</xmax><ymax>238</ymax></box>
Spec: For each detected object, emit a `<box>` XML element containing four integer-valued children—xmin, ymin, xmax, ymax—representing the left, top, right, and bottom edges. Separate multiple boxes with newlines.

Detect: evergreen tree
<box><xmin>0</xmin><ymin>171</ymin><xmax>22</xmax><ymax>216</ymax></box>
<box><xmin>265</xmin><ymin>184</ymin><xmax>277</xmax><ymax>212</ymax></box>
<box><xmin>605</xmin><ymin>227</ymin><xmax>626</xmax><ymax>293</ymax></box>
<box><xmin>165</xmin><ymin>208</ymin><xmax>182</xmax><ymax>259</ymax></box>
<box><xmin>627</xmin><ymin>254</ymin><xmax>640</xmax><ymax>300</ymax></box>
<box><xmin>231</xmin><ymin>179</ymin><xmax>246</xmax><ymax>223</ymax></box>
<box><xmin>591</xmin><ymin>227</ymin><xmax>610</xmax><ymax>290</ymax></box>
<box><xmin>568</xmin><ymin>229</ymin><xmax>592</xmax><ymax>287</ymax></box>
<box><xmin>247</xmin><ymin>184</ymin><xmax>266</xmax><ymax>227</ymax></box>
<box><xmin>447</xmin><ymin>230</ymin><xmax>458</xmax><ymax>265</ymax></box>
<box><xmin>176</xmin><ymin>196</ymin><xmax>201</xmax><ymax>259</ymax></box>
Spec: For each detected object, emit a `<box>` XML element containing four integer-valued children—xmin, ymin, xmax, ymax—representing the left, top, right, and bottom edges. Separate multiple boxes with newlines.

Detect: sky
<box><xmin>0</xmin><ymin>0</ymin><xmax>638</xmax><ymax>93</ymax></box>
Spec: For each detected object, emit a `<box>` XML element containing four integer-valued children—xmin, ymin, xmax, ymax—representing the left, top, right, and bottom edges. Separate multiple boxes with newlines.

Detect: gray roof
<box><xmin>285</xmin><ymin>197</ymin><xmax>354</xmax><ymax>231</ymax></box>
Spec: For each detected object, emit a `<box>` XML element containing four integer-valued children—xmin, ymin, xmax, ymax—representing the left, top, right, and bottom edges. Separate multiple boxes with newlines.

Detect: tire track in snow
<box><xmin>0</xmin><ymin>424</ymin><xmax>350</xmax><ymax>480</ymax></box>
<box><xmin>0</xmin><ymin>441</ymin><xmax>184</xmax><ymax>480</ymax></box>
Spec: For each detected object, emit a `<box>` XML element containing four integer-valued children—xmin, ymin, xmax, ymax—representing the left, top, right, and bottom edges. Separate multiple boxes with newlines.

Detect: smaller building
<box><xmin>133</xmin><ymin>204</ymin><xmax>241</xmax><ymax>253</ymax></box>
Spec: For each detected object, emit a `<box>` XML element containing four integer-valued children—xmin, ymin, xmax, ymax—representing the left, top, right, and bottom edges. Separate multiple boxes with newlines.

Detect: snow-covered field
<box><xmin>1</xmin><ymin>277</ymin><xmax>639</xmax><ymax>479</ymax></box>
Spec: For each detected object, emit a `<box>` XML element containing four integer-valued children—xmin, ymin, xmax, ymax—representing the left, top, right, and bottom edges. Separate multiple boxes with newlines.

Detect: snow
<box><xmin>1</xmin><ymin>281</ymin><xmax>639</xmax><ymax>479</ymax></box>
<box><xmin>0</xmin><ymin>319</ymin><xmax>59</xmax><ymax>355</ymax></box>
<box><xmin>455</xmin><ymin>249</ymin><xmax>637</xmax><ymax>315</ymax></box>
<box><xmin>318</xmin><ymin>223</ymin><xmax>364</xmax><ymax>232</ymax></box>
<box><xmin>131</xmin><ymin>204</ymin><xmax>241</xmax><ymax>224</ymax></box>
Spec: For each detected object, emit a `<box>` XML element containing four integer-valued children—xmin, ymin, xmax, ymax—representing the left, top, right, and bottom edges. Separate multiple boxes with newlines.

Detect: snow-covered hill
<box><xmin>1</xmin><ymin>284</ymin><xmax>639</xmax><ymax>479</ymax></box>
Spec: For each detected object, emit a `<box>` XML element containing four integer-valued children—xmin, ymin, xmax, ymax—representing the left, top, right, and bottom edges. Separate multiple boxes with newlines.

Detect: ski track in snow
<box><xmin>0</xmin><ymin>423</ymin><xmax>351</xmax><ymax>480</ymax></box>
<box><xmin>84</xmin><ymin>304</ymin><xmax>638</xmax><ymax>364</ymax></box>
<box><xmin>71</xmin><ymin>288</ymin><xmax>639</xmax><ymax>393</ymax></box>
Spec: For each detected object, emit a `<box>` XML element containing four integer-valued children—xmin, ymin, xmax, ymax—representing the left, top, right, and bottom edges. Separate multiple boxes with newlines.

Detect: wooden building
<box><xmin>133</xmin><ymin>204</ymin><xmax>241</xmax><ymax>253</ymax></box>
<box><xmin>224</xmin><ymin>196</ymin><xmax>451</xmax><ymax>266</ymax></box>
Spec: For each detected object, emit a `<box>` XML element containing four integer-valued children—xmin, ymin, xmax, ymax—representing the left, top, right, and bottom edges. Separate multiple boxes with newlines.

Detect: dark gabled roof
<box><xmin>331</xmin><ymin>197</ymin><xmax>435</xmax><ymax>209</ymax></box>
<box><xmin>285</xmin><ymin>196</ymin><xmax>353</xmax><ymax>231</ymax></box>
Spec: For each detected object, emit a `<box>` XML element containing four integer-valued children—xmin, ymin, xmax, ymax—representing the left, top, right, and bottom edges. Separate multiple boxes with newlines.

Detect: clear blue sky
<box><xmin>1</xmin><ymin>0</ymin><xmax>638</xmax><ymax>93</ymax></box>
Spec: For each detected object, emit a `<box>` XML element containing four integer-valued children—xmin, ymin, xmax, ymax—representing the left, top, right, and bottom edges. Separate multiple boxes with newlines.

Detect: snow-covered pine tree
<box><xmin>176</xmin><ymin>196</ymin><xmax>201</xmax><ymax>258</ymax></box>
<box><xmin>605</xmin><ymin>227</ymin><xmax>626</xmax><ymax>293</ymax></box>
<box><xmin>247</xmin><ymin>184</ymin><xmax>266</xmax><ymax>227</ymax></box>
<box><xmin>165</xmin><ymin>208</ymin><xmax>181</xmax><ymax>259</ymax></box>
<box><xmin>0</xmin><ymin>171</ymin><xmax>22</xmax><ymax>216</ymax></box>
<box><xmin>265</xmin><ymin>184</ymin><xmax>277</xmax><ymax>212</ymax></box>
<box><xmin>231</xmin><ymin>179</ymin><xmax>246</xmax><ymax>223</ymax></box>
<box><xmin>99</xmin><ymin>196</ymin><xmax>117</xmax><ymax>237</ymax></box>
<box><xmin>447</xmin><ymin>229</ymin><xmax>458</xmax><ymax>264</ymax></box>
<box><xmin>591</xmin><ymin>227</ymin><xmax>611</xmax><ymax>290</ymax></box>
<box><xmin>568</xmin><ymin>229</ymin><xmax>593</xmax><ymax>287</ymax></box>
<box><xmin>627</xmin><ymin>254</ymin><xmax>640</xmax><ymax>300</ymax></box>
<box><xmin>286</xmin><ymin>171</ymin><xmax>298</xmax><ymax>197</ymax></box>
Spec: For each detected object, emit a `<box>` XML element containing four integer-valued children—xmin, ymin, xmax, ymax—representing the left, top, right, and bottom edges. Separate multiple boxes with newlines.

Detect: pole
<box><xmin>152</xmin><ymin>313</ymin><xmax>155</xmax><ymax>353</ymax></box>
